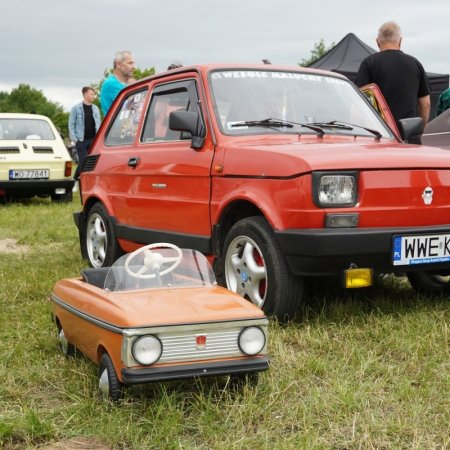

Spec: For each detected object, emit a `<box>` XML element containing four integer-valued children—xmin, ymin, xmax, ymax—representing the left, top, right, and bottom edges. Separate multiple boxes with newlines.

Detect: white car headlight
<box><xmin>317</xmin><ymin>174</ymin><xmax>357</xmax><ymax>206</ymax></box>
<box><xmin>238</xmin><ymin>327</ymin><xmax>266</xmax><ymax>356</ymax></box>
<box><xmin>132</xmin><ymin>335</ymin><xmax>162</xmax><ymax>365</ymax></box>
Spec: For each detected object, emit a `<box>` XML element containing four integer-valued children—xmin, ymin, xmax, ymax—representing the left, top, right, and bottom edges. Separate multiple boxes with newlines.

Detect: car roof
<box><xmin>135</xmin><ymin>63</ymin><xmax>349</xmax><ymax>85</ymax></box>
<box><xmin>0</xmin><ymin>112</ymin><xmax>53</xmax><ymax>122</ymax></box>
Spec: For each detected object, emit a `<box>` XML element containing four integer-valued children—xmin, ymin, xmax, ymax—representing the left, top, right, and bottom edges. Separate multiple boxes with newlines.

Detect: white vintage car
<box><xmin>0</xmin><ymin>113</ymin><xmax>74</xmax><ymax>202</ymax></box>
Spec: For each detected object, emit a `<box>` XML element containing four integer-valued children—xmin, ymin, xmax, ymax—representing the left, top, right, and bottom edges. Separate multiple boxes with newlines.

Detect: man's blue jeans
<box><xmin>73</xmin><ymin>138</ymin><xmax>93</xmax><ymax>180</ymax></box>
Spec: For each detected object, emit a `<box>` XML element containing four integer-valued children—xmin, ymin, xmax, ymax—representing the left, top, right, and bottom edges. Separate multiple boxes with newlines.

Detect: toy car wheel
<box><xmin>407</xmin><ymin>271</ymin><xmax>450</xmax><ymax>295</ymax></box>
<box><xmin>221</xmin><ymin>216</ymin><xmax>302</xmax><ymax>321</ymax></box>
<box><xmin>58</xmin><ymin>328</ymin><xmax>75</xmax><ymax>357</ymax></box>
<box><xmin>84</xmin><ymin>203</ymin><xmax>121</xmax><ymax>268</ymax></box>
<box><xmin>98</xmin><ymin>353</ymin><xmax>123</xmax><ymax>402</ymax></box>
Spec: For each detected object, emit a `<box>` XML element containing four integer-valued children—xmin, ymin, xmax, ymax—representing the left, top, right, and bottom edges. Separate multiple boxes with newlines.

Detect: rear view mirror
<box><xmin>398</xmin><ymin>117</ymin><xmax>424</xmax><ymax>144</ymax></box>
<box><xmin>169</xmin><ymin>111</ymin><xmax>205</xmax><ymax>150</ymax></box>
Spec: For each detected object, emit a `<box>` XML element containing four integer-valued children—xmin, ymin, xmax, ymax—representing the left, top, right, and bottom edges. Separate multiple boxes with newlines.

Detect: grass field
<box><xmin>0</xmin><ymin>198</ymin><xmax>449</xmax><ymax>449</ymax></box>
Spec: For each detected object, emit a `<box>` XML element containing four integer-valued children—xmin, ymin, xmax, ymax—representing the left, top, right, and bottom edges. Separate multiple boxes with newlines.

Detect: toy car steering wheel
<box><xmin>125</xmin><ymin>243</ymin><xmax>182</xmax><ymax>279</ymax></box>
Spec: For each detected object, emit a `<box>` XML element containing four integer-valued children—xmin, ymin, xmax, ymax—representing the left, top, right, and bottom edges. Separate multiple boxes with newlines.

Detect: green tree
<box><xmin>299</xmin><ymin>39</ymin><xmax>335</xmax><ymax>67</ymax></box>
<box><xmin>0</xmin><ymin>83</ymin><xmax>68</xmax><ymax>137</ymax></box>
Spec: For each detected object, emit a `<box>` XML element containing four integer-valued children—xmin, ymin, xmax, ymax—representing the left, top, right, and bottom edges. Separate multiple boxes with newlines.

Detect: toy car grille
<box><xmin>159</xmin><ymin>329</ymin><xmax>241</xmax><ymax>363</ymax></box>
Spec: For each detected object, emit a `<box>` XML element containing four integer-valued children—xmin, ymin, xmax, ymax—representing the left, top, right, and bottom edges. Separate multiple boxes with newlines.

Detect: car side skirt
<box><xmin>111</xmin><ymin>217</ymin><xmax>212</xmax><ymax>254</ymax></box>
<box><xmin>121</xmin><ymin>357</ymin><xmax>270</xmax><ymax>384</ymax></box>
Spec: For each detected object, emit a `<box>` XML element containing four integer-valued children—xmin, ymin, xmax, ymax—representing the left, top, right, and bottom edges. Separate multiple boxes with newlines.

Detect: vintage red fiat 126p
<box><xmin>74</xmin><ymin>64</ymin><xmax>450</xmax><ymax>320</ymax></box>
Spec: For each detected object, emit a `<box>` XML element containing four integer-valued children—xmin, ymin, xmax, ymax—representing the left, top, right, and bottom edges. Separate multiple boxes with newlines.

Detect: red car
<box><xmin>75</xmin><ymin>64</ymin><xmax>450</xmax><ymax>320</ymax></box>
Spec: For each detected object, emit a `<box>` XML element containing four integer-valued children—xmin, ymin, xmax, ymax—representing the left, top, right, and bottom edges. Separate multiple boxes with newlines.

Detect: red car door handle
<box><xmin>128</xmin><ymin>157</ymin><xmax>140</xmax><ymax>168</ymax></box>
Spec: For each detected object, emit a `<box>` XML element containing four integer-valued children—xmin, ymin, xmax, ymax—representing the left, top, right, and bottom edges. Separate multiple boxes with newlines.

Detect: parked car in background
<box><xmin>422</xmin><ymin>108</ymin><xmax>450</xmax><ymax>149</ymax></box>
<box><xmin>0</xmin><ymin>113</ymin><xmax>74</xmax><ymax>202</ymax></box>
<box><xmin>74</xmin><ymin>64</ymin><xmax>450</xmax><ymax>320</ymax></box>
<box><xmin>51</xmin><ymin>243</ymin><xmax>269</xmax><ymax>402</ymax></box>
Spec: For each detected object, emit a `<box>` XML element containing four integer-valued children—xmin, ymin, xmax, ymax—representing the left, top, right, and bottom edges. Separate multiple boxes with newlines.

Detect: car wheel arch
<box><xmin>97</xmin><ymin>345</ymin><xmax>123</xmax><ymax>382</ymax></box>
<box><xmin>213</xmin><ymin>199</ymin><xmax>265</xmax><ymax>257</ymax></box>
<box><xmin>96</xmin><ymin>344</ymin><xmax>108</xmax><ymax>364</ymax></box>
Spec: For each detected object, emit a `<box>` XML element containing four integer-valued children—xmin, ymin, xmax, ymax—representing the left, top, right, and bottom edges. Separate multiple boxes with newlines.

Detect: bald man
<box><xmin>356</xmin><ymin>21</ymin><xmax>430</xmax><ymax>127</ymax></box>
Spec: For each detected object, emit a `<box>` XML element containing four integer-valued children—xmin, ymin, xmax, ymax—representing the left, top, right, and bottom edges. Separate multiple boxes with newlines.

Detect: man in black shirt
<box><xmin>68</xmin><ymin>87</ymin><xmax>101</xmax><ymax>180</ymax></box>
<box><xmin>356</xmin><ymin>21</ymin><xmax>430</xmax><ymax>129</ymax></box>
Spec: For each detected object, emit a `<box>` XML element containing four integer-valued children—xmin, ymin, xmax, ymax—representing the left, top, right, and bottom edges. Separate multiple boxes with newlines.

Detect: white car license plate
<box><xmin>9</xmin><ymin>169</ymin><xmax>50</xmax><ymax>180</ymax></box>
<box><xmin>393</xmin><ymin>234</ymin><xmax>450</xmax><ymax>266</ymax></box>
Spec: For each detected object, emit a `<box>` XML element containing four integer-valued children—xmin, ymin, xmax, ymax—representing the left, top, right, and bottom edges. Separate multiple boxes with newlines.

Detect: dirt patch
<box><xmin>0</xmin><ymin>238</ymin><xmax>30</xmax><ymax>254</ymax></box>
<box><xmin>39</xmin><ymin>437</ymin><xmax>113</xmax><ymax>450</ymax></box>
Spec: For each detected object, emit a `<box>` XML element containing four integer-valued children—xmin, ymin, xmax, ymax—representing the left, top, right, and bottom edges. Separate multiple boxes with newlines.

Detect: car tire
<box><xmin>219</xmin><ymin>216</ymin><xmax>302</xmax><ymax>321</ymax></box>
<box><xmin>98</xmin><ymin>353</ymin><xmax>123</xmax><ymax>402</ymax></box>
<box><xmin>83</xmin><ymin>203</ymin><xmax>121</xmax><ymax>268</ymax></box>
<box><xmin>58</xmin><ymin>327</ymin><xmax>75</xmax><ymax>357</ymax></box>
<box><xmin>407</xmin><ymin>271</ymin><xmax>450</xmax><ymax>295</ymax></box>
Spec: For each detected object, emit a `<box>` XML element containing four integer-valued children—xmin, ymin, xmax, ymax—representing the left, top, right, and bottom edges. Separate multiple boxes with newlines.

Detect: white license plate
<box><xmin>9</xmin><ymin>169</ymin><xmax>49</xmax><ymax>180</ymax></box>
<box><xmin>393</xmin><ymin>234</ymin><xmax>450</xmax><ymax>266</ymax></box>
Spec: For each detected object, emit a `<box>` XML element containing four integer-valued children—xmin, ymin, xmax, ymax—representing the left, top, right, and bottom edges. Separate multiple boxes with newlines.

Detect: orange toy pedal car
<box><xmin>51</xmin><ymin>243</ymin><xmax>269</xmax><ymax>401</ymax></box>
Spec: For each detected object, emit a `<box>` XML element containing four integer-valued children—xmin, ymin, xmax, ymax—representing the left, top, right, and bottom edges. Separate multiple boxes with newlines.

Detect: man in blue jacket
<box><xmin>100</xmin><ymin>50</ymin><xmax>136</xmax><ymax>115</ymax></box>
<box><xmin>68</xmin><ymin>86</ymin><xmax>101</xmax><ymax>180</ymax></box>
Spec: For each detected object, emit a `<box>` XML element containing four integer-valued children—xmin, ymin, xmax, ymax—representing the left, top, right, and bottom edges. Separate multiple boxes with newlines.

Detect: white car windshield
<box><xmin>104</xmin><ymin>247</ymin><xmax>216</xmax><ymax>292</ymax></box>
<box><xmin>0</xmin><ymin>118</ymin><xmax>55</xmax><ymax>140</ymax></box>
<box><xmin>209</xmin><ymin>69</ymin><xmax>393</xmax><ymax>139</ymax></box>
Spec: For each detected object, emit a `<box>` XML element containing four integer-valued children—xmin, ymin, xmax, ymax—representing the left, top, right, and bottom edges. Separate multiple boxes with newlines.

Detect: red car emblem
<box><xmin>196</xmin><ymin>335</ymin><xmax>207</xmax><ymax>349</ymax></box>
<box><xmin>422</xmin><ymin>186</ymin><xmax>433</xmax><ymax>205</ymax></box>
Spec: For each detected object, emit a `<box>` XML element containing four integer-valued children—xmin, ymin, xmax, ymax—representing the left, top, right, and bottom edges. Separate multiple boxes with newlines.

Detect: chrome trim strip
<box><xmin>423</xmin><ymin>131</ymin><xmax>450</xmax><ymax>137</ymax></box>
<box><xmin>50</xmin><ymin>293</ymin><xmax>123</xmax><ymax>335</ymax></box>
<box><xmin>122</xmin><ymin>318</ymin><xmax>268</xmax><ymax>336</ymax></box>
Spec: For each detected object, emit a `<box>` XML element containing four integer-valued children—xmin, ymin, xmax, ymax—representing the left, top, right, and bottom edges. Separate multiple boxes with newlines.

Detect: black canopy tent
<box><xmin>308</xmin><ymin>33</ymin><xmax>449</xmax><ymax>118</ymax></box>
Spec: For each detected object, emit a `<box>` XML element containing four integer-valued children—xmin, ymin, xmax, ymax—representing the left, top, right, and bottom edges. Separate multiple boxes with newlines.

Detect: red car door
<box><xmin>122</xmin><ymin>77</ymin><xmax>214</xmax><ymax>252</ymax></box>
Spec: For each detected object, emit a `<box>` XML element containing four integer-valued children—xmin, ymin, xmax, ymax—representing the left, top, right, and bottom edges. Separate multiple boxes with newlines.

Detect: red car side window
<box><xmin>105</xmin><ymin>89</ymin><xmax>148</xmax><ymax>147</ymax></box>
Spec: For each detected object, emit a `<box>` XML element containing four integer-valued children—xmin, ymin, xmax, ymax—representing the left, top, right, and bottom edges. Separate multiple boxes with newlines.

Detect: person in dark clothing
<box><xmin>356</xmin><ymin>21</ymin><xmax>430</xmax><ymax>129</ymax></box>
<box><xmin>68</xmin><ymin>87</ymin><xmax>101</xmax><ymax>180</ymax></box>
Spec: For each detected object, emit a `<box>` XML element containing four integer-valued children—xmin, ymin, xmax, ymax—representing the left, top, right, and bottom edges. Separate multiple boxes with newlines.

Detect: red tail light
<box><xmin>65</xmin><ymin>161</ymin><xmax>72</xmax><ymax>177</ymax></box>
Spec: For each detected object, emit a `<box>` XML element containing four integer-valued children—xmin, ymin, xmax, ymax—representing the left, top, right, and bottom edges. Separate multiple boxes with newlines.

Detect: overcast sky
<box><xmin>1</xmin><ymin>0</ymin><xmax>449</xmax><ymax>112</ymax></box>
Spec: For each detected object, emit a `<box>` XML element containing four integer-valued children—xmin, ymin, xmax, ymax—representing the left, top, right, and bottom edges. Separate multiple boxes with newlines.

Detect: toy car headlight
<box><xmin>238</xmin><ymin>327</ymin><xmax>266</xmax><ymax>356</ymax></box>
<box><xmin>132</xmin><ymin>335</ymin><xmax>162</xmax><ymax>365</ymax></box>
<box><xmin>313</xmin><ymin>172</ymin><xmax>358</xmax><ymax>207</ymax></box>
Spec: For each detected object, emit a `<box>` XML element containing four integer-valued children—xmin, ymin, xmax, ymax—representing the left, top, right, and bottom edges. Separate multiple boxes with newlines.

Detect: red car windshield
<box><xmin>209</xmin><ymin>69</ymin><xmax>393</xmax><ymax>139</ymax></box>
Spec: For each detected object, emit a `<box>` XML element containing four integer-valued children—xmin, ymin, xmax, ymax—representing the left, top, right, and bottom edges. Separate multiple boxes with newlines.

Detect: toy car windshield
<box><xmin>104</xmin><ymin>244</ymin><xmax>216</xmax><ymax>292</ymax></box>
